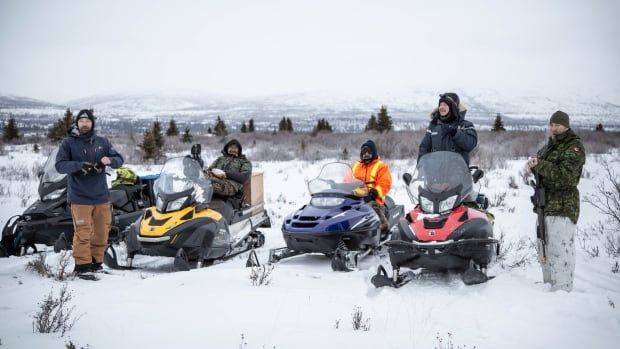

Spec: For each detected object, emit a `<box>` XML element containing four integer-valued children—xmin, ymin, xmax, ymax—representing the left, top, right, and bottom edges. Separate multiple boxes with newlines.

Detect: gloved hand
<box><xmin>363</xmin><ymin>188</ymin><xmax>378</xmax><ymax>203</ymax></box>
<box><xmin>441</xmin><ymin>123</ymin><xmax>458</xmax><ymax>136</ymax></box>
<box><xmin>80</xmin><ymin>162</ymin><xmax>96</xmax><ymax>175</ymax></box>
<box><xmin>211</xmin><ymin>168</ymin><xmax>226</xmax><ymax>178</ymax></box>
<box><xmin>352</xmin><ymin>187</ymin><xmax>368</xmax><ymax>197</ymax></box>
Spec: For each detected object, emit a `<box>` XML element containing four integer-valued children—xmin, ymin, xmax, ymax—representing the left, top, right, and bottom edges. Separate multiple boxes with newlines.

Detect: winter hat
<box><xmin>549</xmin><ymin>110</ymin><xmax>570</xmax><ymax>128</ymax></box>
<box><xmin>438</xmin><ymin>93</ymin><xmax>460</xmax><ymax>121</ymax></box>
<box><xmin>360</xmin><ymin>139</ymin><xmax>378</xmax><ymax>161</ymax></box>
<box><xmin>76</xmin><ymin>109</ymin><xmax>95</xmax><ymax>127</ymax></box>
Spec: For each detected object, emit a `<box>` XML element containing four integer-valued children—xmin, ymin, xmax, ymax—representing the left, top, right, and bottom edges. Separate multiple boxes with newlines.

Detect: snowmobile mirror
<box><xmin>472</xmin><ymin>169</ymin><xmax>484</xmax><ymax>183</ymax></box>
<box><xmin>402</xmin><ymin>173</ymin><xmax>412</xmax><ymax>186</ymax></box>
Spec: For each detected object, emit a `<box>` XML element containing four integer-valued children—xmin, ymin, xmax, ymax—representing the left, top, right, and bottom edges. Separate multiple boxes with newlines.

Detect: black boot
<box><xmin>73</xmin><ymin>263</ymin><xmax>93</xmax><ymax>274</ymax></box>
<box><xmin>91</xmin><ymin>257</ymin><xmax>103</xmax><ymax>272</ymax></box>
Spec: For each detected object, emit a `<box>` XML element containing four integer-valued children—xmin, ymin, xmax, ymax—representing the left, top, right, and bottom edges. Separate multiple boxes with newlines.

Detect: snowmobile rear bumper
<box><xmin>387</xmin><ymin>238</ymin><xmax>498</xmax><ymax>271</ymax></box>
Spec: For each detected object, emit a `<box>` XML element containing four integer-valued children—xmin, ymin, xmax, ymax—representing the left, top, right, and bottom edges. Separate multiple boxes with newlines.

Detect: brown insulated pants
<box><xmin>70</xmin><ymin>203</ymin><xmax>112</xmax><ymax>265</ymax></box>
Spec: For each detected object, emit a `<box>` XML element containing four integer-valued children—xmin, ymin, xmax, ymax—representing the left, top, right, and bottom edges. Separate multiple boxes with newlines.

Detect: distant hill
<box><xmin>0</xmin><ymin>94</ymin><xmax>65</xmax><ymax>109</ymax></box>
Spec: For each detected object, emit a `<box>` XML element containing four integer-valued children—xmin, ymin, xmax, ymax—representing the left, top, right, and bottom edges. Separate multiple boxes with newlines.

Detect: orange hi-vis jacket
<box><xmin>352</xmin><ymin>158</ymin><xmax>392</xmax><ymax>206</ymax></box>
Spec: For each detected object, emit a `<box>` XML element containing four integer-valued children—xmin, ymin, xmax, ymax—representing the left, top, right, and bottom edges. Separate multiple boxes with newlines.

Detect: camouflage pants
<box><xmin>210</xmin><ymin>176</ymin><xmax>238</xmax><ymax>197</ymax></box>
<box><xmin>538</xmin><ymin>216</ymin><xmax>576</xmax><ymax>292</ymax></box>
<box><xmin>369</xmin><ymin>201</ymin><xmax>389</xmax><ymax>233</ymax></box>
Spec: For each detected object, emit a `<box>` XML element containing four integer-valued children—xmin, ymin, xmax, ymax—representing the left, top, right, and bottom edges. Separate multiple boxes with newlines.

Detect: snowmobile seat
<box><xmin>110</xmin><ymin>184</ymin><xmax>142</xmax><ymax>213</ymax></box>
<box><xmin>209</xmin><ymin>199</ymin><xmax>235</xmax><ymax>223</ymax></box>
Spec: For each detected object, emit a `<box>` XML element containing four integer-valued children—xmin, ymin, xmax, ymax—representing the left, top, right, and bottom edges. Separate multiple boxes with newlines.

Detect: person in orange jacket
<box><xmin>352</xmin><ymin>140</ymin><xmax>392</xmax><ymax>232</ymax></box>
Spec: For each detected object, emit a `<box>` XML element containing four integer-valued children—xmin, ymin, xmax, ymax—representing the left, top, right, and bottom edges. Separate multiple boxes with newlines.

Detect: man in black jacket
<box><xmin>418</xmin><ymin>93</ymin><xmax>478</xmax><ymax>165</ymax></box>
<box><xmin>55</xmin><ymin>109</ymin><xmax>124</xmax><ymax>275</ymax></box>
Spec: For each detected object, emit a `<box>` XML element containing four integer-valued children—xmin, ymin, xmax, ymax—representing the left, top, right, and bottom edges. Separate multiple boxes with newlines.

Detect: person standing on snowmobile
<box><xmin>352</xmin><ymin>140</ymin><xmax>392</xmax><ymax>233</ymax></box>
<box><xmin>527</xmin><ymin>111</ymin><xmax>585</xmax><ymax>292</ymax></box>
<box><xmin>55</xmin><ymin>109</ymin><xmax>124</xmax><ymax>276</ymax></box>
<box><xmin>418</xmin><ymin>92</ymin><xmax>478</xmax><ymax>165</ymax></box>
<box><xmin>206</xmin><ymin>139</ymin><xmax>251</xmax><ymax>198</ymax></box>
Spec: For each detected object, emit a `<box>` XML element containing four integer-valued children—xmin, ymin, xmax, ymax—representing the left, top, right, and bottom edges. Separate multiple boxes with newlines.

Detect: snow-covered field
<box><xmin>0</xmin><ymin>145</ymin><xmax>619</xmax><ymax>348</ymax></box>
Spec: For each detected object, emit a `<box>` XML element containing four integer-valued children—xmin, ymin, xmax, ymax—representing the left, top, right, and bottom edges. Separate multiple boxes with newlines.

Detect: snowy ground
<box><xmin>0</xmin><ymin>146</ymin><xmax>619</xmax><ymax>348</ymax></box>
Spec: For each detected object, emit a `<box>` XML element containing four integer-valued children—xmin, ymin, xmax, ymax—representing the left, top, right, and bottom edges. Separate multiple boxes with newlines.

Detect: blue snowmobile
<box><xmin>267</xmin><ymin>162</ymin><xmax>404</xmax><ymax>271</ymax></box>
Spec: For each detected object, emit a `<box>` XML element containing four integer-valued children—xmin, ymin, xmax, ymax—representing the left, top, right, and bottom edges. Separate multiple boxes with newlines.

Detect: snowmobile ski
<box><xmin>371</xmin><ymin>265</ymin><xmax>415</xmax><ymax>288</ymax></box>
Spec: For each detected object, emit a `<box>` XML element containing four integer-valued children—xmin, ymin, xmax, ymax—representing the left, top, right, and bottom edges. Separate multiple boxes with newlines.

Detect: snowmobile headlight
<box><xmin>166</xmin><ymin>197</ymin><xmax>187</xmax><ymax>212</ymax></box>
<box><xmin>42</xmin><ymin>188</ymin><xmax>65</xmax><ymax>201</ymax></box>
<box><xmin>156</xmin><ymin>196</ymin><xmax>165</xmax><ymax>212</ymax></box>
<box><xmin>419</xmin><ymin>196</ymin><xmax>434</xmax><ymax>213</ymax></box>
<box><xmin>311</xmin><ymin>197</ymin><xmax>345</xmax><ymax>207</ymax></box>
<box><xmin>439</xmin><ymin>195</ymin><xmax>458</xmax><ymax>213</ymax></box>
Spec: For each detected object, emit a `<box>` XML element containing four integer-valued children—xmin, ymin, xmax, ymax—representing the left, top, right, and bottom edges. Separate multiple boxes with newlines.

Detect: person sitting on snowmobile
<box><xmin>418</xmin><ymin>92</ymin><xmax>478</xmax><ymax>165</ymax></box>
<box><xmin>205</xmin><ymin>139</ymin><xmax>251</xmax><ymax>201</ymax></box>
<box><xmin>351</xmin><ymin>140</ymin><xmax>392</xmax><ymax>232</ymax></box>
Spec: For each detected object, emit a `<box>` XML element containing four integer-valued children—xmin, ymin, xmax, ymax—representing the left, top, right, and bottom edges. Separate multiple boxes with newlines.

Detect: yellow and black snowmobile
<box><xmin>104</xmin><ymin>147</ymin><xmax>270</xmax><ymax>271</ymax></box>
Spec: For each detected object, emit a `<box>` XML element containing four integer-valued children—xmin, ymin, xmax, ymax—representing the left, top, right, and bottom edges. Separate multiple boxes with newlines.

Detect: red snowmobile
<box><xmin>371</xmin><ymin>151</ymin><xmax>499</xmax><ymax>287</ymax></box>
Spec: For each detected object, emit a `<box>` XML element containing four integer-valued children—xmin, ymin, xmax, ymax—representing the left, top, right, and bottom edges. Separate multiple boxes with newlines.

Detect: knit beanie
<box><xmin>549</xmin><ymin>110</ymin><xmax>570</xmax><ymax>128</ymax></box>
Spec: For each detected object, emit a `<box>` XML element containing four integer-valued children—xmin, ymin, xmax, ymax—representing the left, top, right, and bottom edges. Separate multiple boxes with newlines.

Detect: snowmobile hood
<box><xmin>139</xmin><ymin>206</ymin><xmax>223</xmax><ymax>238</ymax></box>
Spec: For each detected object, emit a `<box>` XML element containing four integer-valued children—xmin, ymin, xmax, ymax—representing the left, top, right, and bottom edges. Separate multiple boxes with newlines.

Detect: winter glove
<box><xmin>363</xmin><ymin>188</ymin><xmax>378</xmax><ymax>203</ymax></box>
<box><xmin>352</xmin><ymin>187</ymin><xmax>368</xmax><ymax>197</ymax></box>
<box><xmin>80</xmin><ymin>162</ymin><xmax>96</xmax><ymax>175</ymax></box>
<box><xmin>441</xmin><ymin>123</ymin><xmax>458</xmax><ymax>137</ymax></box>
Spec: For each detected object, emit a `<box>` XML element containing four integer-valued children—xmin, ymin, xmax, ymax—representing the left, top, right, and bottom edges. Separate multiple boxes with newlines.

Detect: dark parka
<box><xmin>418</xmin><ymin>103</ymin><xmax>478</xmax><ymax>165</ymax></box>
<box><xmin>207</xmin><ymin>139</ymin><xmax>252</xmax><ymax>192</ymax></box>
<box><xmin>532</xmin><ymin>128</ymin><xmax>585</xmax><ymax>224</ymax></box>
<box><xmin>55</xmin><ymin>127</ymin><xmax>124</xmax><ymax>204</ymax></box>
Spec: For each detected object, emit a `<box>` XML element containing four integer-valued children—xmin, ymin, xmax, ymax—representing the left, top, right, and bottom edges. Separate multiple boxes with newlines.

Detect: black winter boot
<box><xmin>73</xmin><ymin>263</ymin><xmax>93</xmax><ymax>274</ymax></box>
<box><xmin>91</xmin><ymin>257</ymin><xmax>103</xmax><ymax>272</ymax></box>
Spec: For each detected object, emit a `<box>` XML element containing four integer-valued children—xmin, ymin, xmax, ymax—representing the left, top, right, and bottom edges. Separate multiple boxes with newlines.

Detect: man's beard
<box><xmin>79</xmin><ymin>126</ymin><xmax>91</xmax><ymax>134</ymax></box>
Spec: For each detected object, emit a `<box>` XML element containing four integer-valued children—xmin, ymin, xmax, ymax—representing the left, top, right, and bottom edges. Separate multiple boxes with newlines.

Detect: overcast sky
<box><xmin>0</xmin><ymin>0</ymin><xmax>618</xmax><ymax>103</ymax></box>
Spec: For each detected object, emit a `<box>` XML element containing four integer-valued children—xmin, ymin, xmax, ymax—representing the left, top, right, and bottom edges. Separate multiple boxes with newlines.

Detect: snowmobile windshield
<box><xmin>41</xmin><ymin>147</ymin><xmax>66</xmax><ymax>184</ymax></box>
<box><xmin>410</xmin><ymin>151</ymin><xmax>474</xmax><ymax>213</ymax></box>
<box><xmin>154</xmin><ymin>157</ymin><xmax>213</xmax><ymax>204</ymax></box>
<box><xmin>308</xmin><ymin>162</ymin><xmax>364</xmax><ymax>196</ymax></box>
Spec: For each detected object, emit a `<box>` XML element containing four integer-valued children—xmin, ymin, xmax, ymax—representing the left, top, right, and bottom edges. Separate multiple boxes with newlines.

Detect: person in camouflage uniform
<box><xmin>206</xmin><ymin>139</ymin><xmax>251</xmax><ymax>197</ymax></box>
<box><xmin>528</xmin><ymin>110</ymin><xmax>585</xmax><ymax>292</ymax></box>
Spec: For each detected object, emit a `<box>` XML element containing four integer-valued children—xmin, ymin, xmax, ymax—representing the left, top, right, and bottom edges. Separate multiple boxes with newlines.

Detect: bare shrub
<box><xmin>249</xmin><ymin>264</ymin><xmax>274</xmax><ymax>286</ymax></box>
<box><xmin>612</xmin><ymin>261</ymin><xmax>619</xmax><ymax>274</ymax></box>
<box><xmin>32</xmin><ymin>285</ymin><xmax>80</xmax><ymax>337</ymax></box>
<box><xmin>583</xmin><ymin>160</ymin><xmax>620</xmax><ymax>231</ymax></box>
<box><xmin>65</xmin><ymin>340</ymin><xmax>90</xmax><ymax>349</ymax></box>
<box><xmin>334</xmin><ymin>319</ymin><xmax>341</xmax><ymax>329</ymax></box>
<box><xmin>508</xmin><ymin>176</ymin><xmax>519</xmax><ymax>189</ymax></box>
<box><xmin>26</xmin><ymin>251</ymin><xmax>73</xmax><ymax>281</ymax></box>
<box><xmin>435</xmin><ymin>332</ymin><xmax>477</xmax><ymax>349</ymax></box>
<box><xmin>489</xmin><ymin>192</ymin><xmax>507</xmax><ymax>208</ymax></box>
<box><xmin>351</xmin><ymin>306</ymin><xmax>370</xmax><ymax>331</ymax></box>
<box><xmin>496</xmin><ymin>231</ymin><xmax>535</xmax><ymax>269</ymax></box>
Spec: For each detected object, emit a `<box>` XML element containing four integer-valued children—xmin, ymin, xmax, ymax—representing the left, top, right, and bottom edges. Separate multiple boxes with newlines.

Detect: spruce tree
<box><xmin>2</xmin><ymin>117</ymin><xmax>20</xmax><ymax>142</ymax></box>
<box><xmin>341</xmin><ymin>147</ymin><xmax>349</xmax><ymax>160</ymax></box>
<box><xmin>33</xmin><ymin>143</ymin><xmax>40</xmax><ymax>153</ymax></box>
<box><xmin>214</xmin><ymin>116</ymin><xmax>228</xmax><ymax>136</ymax></box>
<box><xmin>595</xmin><ymin>123</ymin><xmax>605</xmax><ymax>132</ymax></box>
<box><xmin>207</xmin><ymin>126</ymin><xmax>213</xmax><ymax>134</ymax></box>
<box><xmin>312</xmin><ymin>118</ymin><xmax>333</xmax><ymax>135</ymax></box>
<box><xmin>248</xmin><ymin>118</ymin><xmax>255</xmax><ymax>132</ymax></box>
<box><xmin>491</xmin><ymin>113</ymin><xmax>506</xmax><ymax>132</ymax></box>
<box><xmin>376</xmin><ymin>105</ymin><xmax>393</xmax><ymax>133</ymax></box>
<box><xmin>181</xmin><ymin>128</ymin><xmax>193</xmax><ymax>143</ymax></box>
<box><xmin>365</xmin><ymin>114</ymin><xmax>378</xmax><ymax>131</ymax></box>
<box><xmin>166</xmin><ymin>119</ymin><xmax>179</xmax><ymax>137</ymax></box>
<box><xmin>139</xmin><ymin>129</ymin><xmax>158</xmax><ymax>160</ymax></box>
<box><xmin>47</xmin><ymin>108</ymin><xmax>74</xmax><ymax>142</ymax></box>
<box><xmin>152</xmin><ymin>120</ymin><xmax>165</xmax><ymax>150</ymax></box>
<box><xmin>286</xmin><ymin>117</ymin><xmax>293</xmax><ymax>132</ymax></box>
<box><xmin>240</xmin><ymin>122</ymin><xmax>248</xmax><ymax>133</ymax></box>
<box><xmin>278</xmin><ymin>117</ymin><xmax>287</xmax><ymax>132</ymax></box>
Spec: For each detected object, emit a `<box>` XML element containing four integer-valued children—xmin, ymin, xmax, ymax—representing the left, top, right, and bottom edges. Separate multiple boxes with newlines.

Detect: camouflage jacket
<box><xmin>533</xmin><ymin>128</ymin><xmax>585</xmax><ymax>223</ymax></box>
<box><xmin>207</xmin><ymin>155</ymin><xmax>252</xmax><ymax>192</ymax></box>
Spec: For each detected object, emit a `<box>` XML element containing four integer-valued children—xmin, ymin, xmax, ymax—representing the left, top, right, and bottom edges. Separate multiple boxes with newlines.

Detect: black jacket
<box><xmin>418</xmin><ymin>105</ymin><xmax>478</xmax><ymax>165</ymax></box>
<box><xmin>55</xmin><ymin>127</ymin><xmax>124</xmax><ymax>204</ymax></box>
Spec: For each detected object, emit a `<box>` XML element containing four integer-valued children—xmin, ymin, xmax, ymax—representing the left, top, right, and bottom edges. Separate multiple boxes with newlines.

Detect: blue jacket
<box><xmin>55</xmin><ymin>127</ymin><xmax>124</xmax><ymax>205</ymax></box>
<box><xmin>418</xmin><ymin>105</ymin><xmax>478</xmax><ymax>165</ymax></box>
